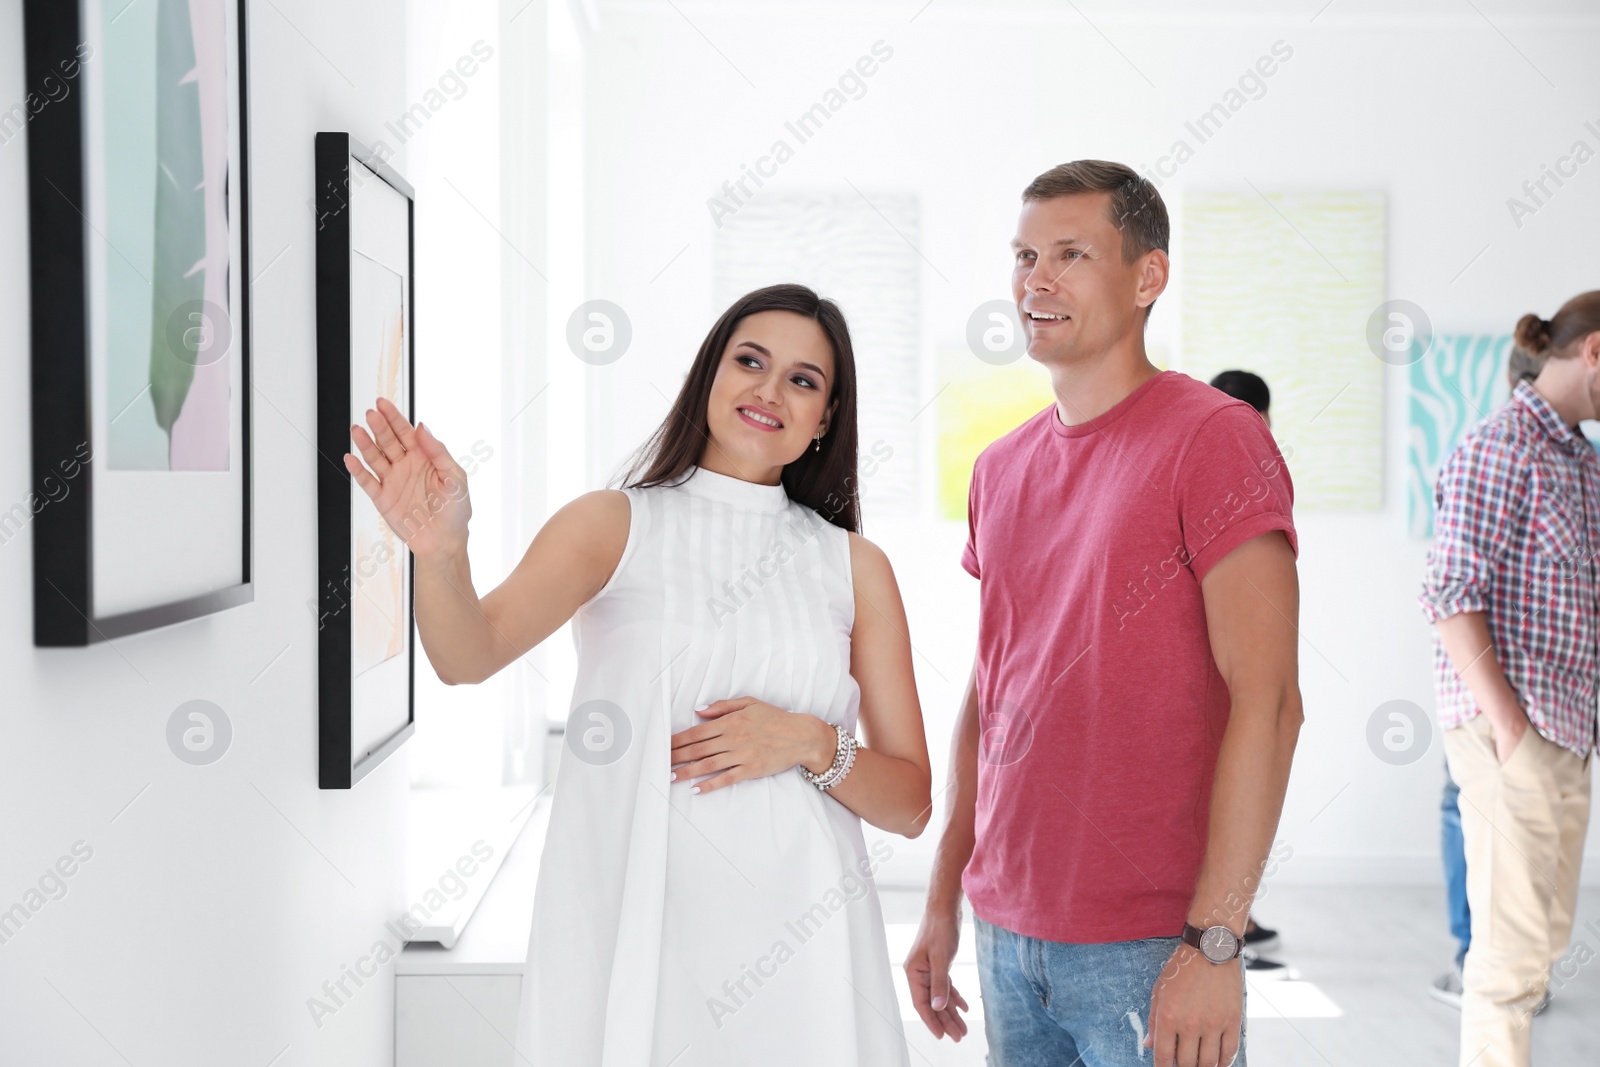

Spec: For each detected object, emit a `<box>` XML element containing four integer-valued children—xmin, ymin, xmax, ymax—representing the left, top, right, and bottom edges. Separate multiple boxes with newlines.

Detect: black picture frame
<box><xmin>24</xmin><ymin>0</ymin><xmax>255</xmax><ymax>646</ymax></box>
<box><xmin>314</xmin><ymin>132</ymin><xmax>416</xmax><ymax>789</ymax></box>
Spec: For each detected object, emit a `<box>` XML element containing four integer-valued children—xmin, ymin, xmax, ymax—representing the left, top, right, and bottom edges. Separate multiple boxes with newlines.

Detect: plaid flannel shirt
<box><xmin>1418</xmin><ymin>380</ymin><xmax>1600</xmax><ymax>757</ymax></box>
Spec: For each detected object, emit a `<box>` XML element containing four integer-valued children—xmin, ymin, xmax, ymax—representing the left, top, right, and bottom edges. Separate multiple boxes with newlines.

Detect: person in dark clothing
<box><xmin>1209</xmin><ymin>370</ymin><xmax>1271</xmax><ymax>430</ymax></box>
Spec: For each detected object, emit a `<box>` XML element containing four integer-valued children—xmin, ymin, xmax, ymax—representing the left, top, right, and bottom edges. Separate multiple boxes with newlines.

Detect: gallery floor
<box><xmin>878</xmin><ymin>885</ymin><xmax>1600</xmax><ymax>1066</ymax></box>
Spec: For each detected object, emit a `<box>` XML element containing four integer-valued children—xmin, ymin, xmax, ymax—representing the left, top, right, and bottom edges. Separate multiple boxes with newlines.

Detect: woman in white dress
<box><xmin>345</xmin><ymin>284</ymin><xmax>934</xmax><ymax>1065</ymax></box>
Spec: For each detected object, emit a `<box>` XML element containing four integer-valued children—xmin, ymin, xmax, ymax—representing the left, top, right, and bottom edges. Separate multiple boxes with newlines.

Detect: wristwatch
<box><xmin>1181</xmin><ymin>922</ymin><xmax>1243</xmax><ymax>964</ymax></box>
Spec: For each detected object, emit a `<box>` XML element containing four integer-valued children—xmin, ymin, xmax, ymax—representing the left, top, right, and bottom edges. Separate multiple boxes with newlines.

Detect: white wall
<box><xmin>399</xmin><ymin>0</ymin><xmax>525</xmax><ymax>791</ymax></box>
<box><xmin>1</xmin><ymin>2</ymin><xmax>413</xmax><ymax>1062</ymax></box>
<box><xmin>574</xmin><ymin>0</ymin><xmax>1600</xmax><ymax>884</ymax></box>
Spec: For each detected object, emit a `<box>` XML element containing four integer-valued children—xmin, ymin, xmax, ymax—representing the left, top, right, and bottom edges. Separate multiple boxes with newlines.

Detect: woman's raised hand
<box><xmin>344</xmin><ymin>396</ymin><xmax>472</xmax><ymax>562</ymax></box>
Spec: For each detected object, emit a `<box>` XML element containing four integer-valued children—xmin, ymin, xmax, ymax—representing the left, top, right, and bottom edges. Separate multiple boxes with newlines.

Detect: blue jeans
<box><xmin>974</xmin><ymin>915</ymin><xmax>1247</xmax><ymax>1067</ymax></box>
<box><xmin>1441</xmin><ymin>760</ymin><xmax>1471</xmax><ymax>968</ymax></box>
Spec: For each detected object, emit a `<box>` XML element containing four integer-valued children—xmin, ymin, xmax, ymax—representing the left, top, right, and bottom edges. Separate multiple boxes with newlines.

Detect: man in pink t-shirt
<box><xmin>905</xmin><ymin>161</ymin><xmax>1303</xmax><ymax>1067</ymax></box>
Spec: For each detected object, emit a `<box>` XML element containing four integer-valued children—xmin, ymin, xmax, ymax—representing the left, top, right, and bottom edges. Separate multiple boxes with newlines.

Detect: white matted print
<box><xmin>83</xmin><ymin>0</ymin><xmax>248</xmax><ymax>620</ymax></box>
<box><xmin>349</xmin><ymin>252</ymin><xmax>407</xmax><ymax>678</ymax></box>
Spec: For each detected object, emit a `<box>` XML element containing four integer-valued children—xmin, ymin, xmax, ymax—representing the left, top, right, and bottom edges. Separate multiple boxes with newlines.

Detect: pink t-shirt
<box><xmin>960</xmin><ymin>369</ymin><xmax>1297</xmax><ymax>943</ymax></box>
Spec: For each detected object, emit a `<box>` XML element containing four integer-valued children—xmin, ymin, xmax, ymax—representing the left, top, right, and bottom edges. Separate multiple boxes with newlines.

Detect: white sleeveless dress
<box><xmin>512</xmin><ymin>465</ymin><xmax>910</xmax><ymax>1066</ymax></box>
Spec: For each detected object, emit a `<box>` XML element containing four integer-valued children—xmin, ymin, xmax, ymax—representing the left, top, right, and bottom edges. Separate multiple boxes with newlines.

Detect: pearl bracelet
<box><xmin>798</xmin><ymin>722</ymin><xmax>858</xmax><ymax>791</ymax></box>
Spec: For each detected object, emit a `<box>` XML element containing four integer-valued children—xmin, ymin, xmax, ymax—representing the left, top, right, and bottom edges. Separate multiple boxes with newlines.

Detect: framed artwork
<box><xmin>24</xmin><ymin>0</ymin><xmax>254</xmax><ymax>645</ymax></box>
<box><xmin>935</xmin><ymin>346</ymin><xmax>1054</xmax><ymax>520</ymax></box>
<box><xmin>314</xmin><ymin>133</ymin><xmax>416</xmax><ymax>788</ymax></box>
<box><xmin>1182</xmin><ymin>190</ymin><xmax>1387</xmax><ymax>511</ymax></box>
<box><xmin>712</xmin><ymin>190</ymin><xmax>922</xmax><ymax>515</ymax></box>
<box><xmin>1406</xmin><ymin>335</ymin><xmax>1513</xmax><ymax>540</ymax></box>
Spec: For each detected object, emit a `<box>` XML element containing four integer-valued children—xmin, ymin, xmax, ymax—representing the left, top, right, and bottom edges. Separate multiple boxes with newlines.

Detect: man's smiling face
<box><xmin>1010</xmin><ymin>191</ymin><xmax>1164</xmax><ymax>367</ymax></box>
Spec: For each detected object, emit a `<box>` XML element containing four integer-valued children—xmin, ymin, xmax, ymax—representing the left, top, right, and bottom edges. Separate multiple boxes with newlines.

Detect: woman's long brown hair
<box><xmin>620</xmin><ymin>283</ymin><xmax>861</xmax><ymax>533</ymax></box>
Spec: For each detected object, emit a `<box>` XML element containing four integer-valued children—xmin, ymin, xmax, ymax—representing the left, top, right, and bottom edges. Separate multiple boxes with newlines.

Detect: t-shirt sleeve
<box><xmin>1175</xmin><ymin>404</ymin><xmax>1298</xmax><ymax>583</ymax></box>
<box><xmin>960</xmin><ymin>454</ymin><xmax>982</xmax><ymax>579</ymax></box>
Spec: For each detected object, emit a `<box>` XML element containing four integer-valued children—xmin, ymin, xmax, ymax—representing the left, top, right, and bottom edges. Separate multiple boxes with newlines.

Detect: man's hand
<box><xmin>1433</xmin><ymin>611</ymin><xmax>1530</xmax><ymax>768</ymax></box>
<box><xmin>1489</xmin><ymin>709</ymin><xmax>1531</xmax><ymax>766</ymax></box>
<box><xmin>1144</xmin><ymin>943</ymin><xmax>1243</xmax><ymax>1067</ymax></box>
<box><xmin>904</xmin><ymin>908</ymin><xmax>970</xmax><ymax>1041</ymax></box>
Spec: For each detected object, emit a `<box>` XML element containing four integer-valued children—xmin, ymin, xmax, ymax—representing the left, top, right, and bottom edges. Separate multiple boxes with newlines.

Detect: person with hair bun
<box><xmin>1418</xmin><ymin>290</ymin><xmax>1600</xmax><ymax>1067</ymax></box>
<box><xmin>1430</xmin><ymin>341</ymin><xmax>1553</xmax><ymax>1011</ymax></box>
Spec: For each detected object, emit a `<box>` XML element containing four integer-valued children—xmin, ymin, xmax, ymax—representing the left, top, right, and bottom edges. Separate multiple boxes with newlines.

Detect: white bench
<box><xmin>396</xmin><ymin>794</ymin><xmax>550</xmax><ymax>1067</ymax></box>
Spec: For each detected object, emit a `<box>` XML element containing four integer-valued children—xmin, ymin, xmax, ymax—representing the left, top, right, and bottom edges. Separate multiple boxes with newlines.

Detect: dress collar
<box><xmin>670</xmin><ymin>465</ymin><xmax>791</xmax><ymax>513</ymax></box>
<box><xmin>1512</xmin><ymin>380</ymin><xmax>1587</xmax><ymax>454</ymax></box>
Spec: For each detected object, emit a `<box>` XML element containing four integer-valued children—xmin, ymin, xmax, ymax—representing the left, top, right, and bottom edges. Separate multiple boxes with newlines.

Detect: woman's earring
<box><xmin>813</xmin><ymin>430</ymin><xmax>823</xmax><ymax>453</ymax></box>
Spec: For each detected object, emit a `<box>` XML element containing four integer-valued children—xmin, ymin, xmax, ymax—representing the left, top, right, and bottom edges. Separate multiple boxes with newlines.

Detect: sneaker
<box><xmin>1243</xmin><ymin>917</ymin><xmax>1280</xmax><ymax>955</ymax></box>
<box><xmin>1430</xmin><ymin>966</ymin><xmax>1463</xmax><ymax>1009</ymax></box>
<box><xmin>1241</xmin><ymin>947</ymin><xmax>1289</xmax><ymax>980</ymax></box>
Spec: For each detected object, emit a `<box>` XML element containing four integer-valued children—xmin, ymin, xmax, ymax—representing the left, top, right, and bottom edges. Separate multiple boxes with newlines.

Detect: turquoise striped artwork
<box><xmin>1182</xmin><ymin>191</ymin><xmax>1386</xmax><ymax>511</ymax></box>
<box><xmin>1407</xmin><ymin>335</ymin><xmax>1513</xmax><ymax>540</ymax></box>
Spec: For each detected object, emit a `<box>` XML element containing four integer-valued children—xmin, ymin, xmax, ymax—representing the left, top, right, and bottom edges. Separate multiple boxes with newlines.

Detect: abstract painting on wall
<box><xmin>349</xmin><ymin>254</ymin><xmax>408</xmax><ymax>677</ymax></box>
<box><xmin>1407</xmin><ymin>335</ymin><xmax>1515</xmax><ymax>539</ymax></box>
<box><xmin>104</xmin><ymin>0</ymin><xmax>233</xmax><ymax>472</ymax></box>
<box><xmin>712</xmin><ymin>190</ymin><xmax>921</xmax><ymax>516</ymax></box>
<box><xmin>316</xmin><ymin>134</ymin><xmax>416</xmax><ymax>788</ymax></box>
<box><xmin>1181</xmin><ymin>191</ymin><xmax>1387</xmax><ymax>511</ymax></box>
<box><xmin>936</xmin><ymin>347</ymin><xmax>1055</xmax><ymax>521</ymax></box>
<box><xmin>25</xmin><ymin>0</ymin><xmax>253</xmax><ymax>645</ymax></box>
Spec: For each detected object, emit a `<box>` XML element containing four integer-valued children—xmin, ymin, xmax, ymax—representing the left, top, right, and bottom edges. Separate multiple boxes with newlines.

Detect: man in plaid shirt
<box><xmin>1418</xmin><ymin>294</ymin><xmax>1600</xmax><ymax>1067</ymax></box>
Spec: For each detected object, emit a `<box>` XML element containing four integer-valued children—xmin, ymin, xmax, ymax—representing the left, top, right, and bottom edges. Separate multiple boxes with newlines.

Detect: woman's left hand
<box><xmin>670</xmin><ymin>697</ymin><xmax>833</xmax><ymax>794</ymax></box>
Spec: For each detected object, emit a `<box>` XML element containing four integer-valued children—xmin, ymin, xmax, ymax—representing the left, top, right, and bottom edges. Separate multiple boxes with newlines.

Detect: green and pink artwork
<box><xmin>105</xmin><ymin>0</ymin><xmax>232</xmax><ymax>471</ymax></box>
<box><xmin>26</xmin><ymin>0</ymin><xmax>251</xmax><ymax>643</ymax></box>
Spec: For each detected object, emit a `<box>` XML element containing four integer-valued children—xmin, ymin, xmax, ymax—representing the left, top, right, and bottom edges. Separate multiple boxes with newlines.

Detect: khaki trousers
<box><xmin>1443</xmin><ymin>714</ymin><xmax>1592</xmax><ymax>1067</ymax></box>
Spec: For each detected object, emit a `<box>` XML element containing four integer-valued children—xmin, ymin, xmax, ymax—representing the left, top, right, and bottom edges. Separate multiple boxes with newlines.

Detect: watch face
<box><xmin>1199</xmin><ymin>926</ymin><xmax>1238</xmax><ymax>963</ymax></box>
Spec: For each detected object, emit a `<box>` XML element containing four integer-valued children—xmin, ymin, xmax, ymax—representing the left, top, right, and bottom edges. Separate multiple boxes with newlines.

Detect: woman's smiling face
<box><xmin>701</xmin><ymin>310</ymin><xmax>837</xmax><ymax>479</ymax></box>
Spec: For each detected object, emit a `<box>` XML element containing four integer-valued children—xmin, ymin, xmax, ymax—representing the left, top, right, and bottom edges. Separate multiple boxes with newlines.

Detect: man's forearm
<box><xmin>1435</xmin><ymin>610</ymin><xmax>1523</xmax><ymax>728</ymax></box>
<box><xmin>1186</xmin><ymin>689</ymin><xmax>1303</xmax><ymax>935</ymax></box>
<box><xmin>927</xmin><ymin>669</ymin><xmax>981</xmax><ymax>916</ymax></box>
<box><xmin>927</xmin><ymin>787</ymin><xmax>975</xmax><ymax>916</ymax></box>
